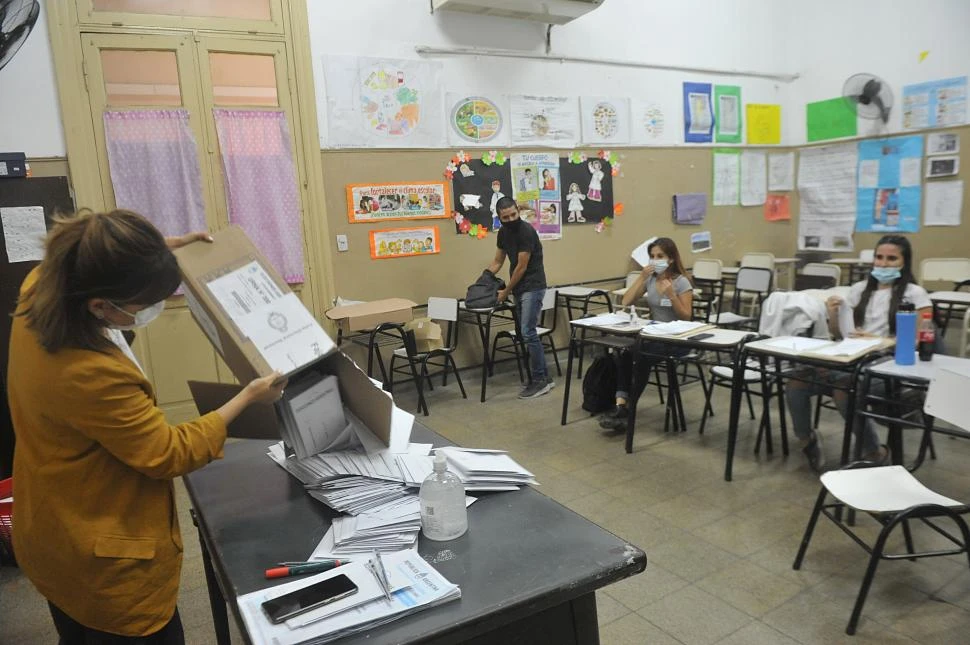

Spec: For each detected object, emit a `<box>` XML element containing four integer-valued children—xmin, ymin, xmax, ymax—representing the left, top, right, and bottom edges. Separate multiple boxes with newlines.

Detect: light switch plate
<box><xmin>336</xmin><ymin>234</ymin><xmax>348</xmax><ymax>252</ymax></box>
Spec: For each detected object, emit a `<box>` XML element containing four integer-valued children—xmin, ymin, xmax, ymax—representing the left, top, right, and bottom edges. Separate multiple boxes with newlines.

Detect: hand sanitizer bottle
<box><xmin>628</xmin><ymin>304</ymin><xmax>637</xmax><ymax>323</ymax></box>
<box><xmin>420</xmin><ymin>450</ymin><xmax>468</xmax><ymax>541</ymax></box>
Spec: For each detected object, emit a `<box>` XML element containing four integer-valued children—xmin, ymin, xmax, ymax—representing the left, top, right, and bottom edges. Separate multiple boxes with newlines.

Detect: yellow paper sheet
<box><xmin>746</xmin><ymin>104</ymin><xmax>781</xmax><ymax>144</ymax></box>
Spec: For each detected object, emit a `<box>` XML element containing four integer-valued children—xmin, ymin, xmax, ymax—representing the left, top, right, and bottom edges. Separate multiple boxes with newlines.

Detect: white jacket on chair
<box><xmin>759</xmin><ymin>291</ymin><xmax>830</xmax><ymax>339</ymax></box>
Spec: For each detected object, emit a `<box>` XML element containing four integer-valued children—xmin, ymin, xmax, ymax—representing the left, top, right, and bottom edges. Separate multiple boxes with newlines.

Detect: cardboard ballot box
<box><xmin>325</xmin><ymin>298</ymin><xmax>417</xmax><ymax>335</ymax></box>
<box><xmin>176</xmin><ymin>226</ymin><xmax>410</xmax><ymax>452</ymax></box>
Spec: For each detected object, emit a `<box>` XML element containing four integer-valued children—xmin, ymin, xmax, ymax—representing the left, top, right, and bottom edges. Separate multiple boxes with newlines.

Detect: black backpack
<box><xmin>581</xmin><ymin>354</ymin><xmax>616</xmax><ymax>414</ymax></box>
<box><xmin>464</xmin><ymin>270</ymin><xmax>506</xmax><ymax>309</ymax></box>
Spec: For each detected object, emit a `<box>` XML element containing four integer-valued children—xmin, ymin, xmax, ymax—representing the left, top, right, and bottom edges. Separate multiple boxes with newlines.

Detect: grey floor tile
<box><xmin>599</xmin><ymin>612</ymin><xmax>684</xmax><ymax>645</ymax></box>
<box><xmin>638</xmin><ymin>585</ymin><xmax>752</xmax><ymax>645</ymax></box>
<box><xmin>695</xmin><ymin>559</ymin><xmax>803</xmax><ymax>618</ymax></box>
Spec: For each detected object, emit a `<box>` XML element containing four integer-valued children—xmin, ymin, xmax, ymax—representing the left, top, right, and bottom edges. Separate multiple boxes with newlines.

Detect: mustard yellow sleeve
<box><xmin>60</xmin><ymin>359</ymin><xmax>227</xmax><ymax>480</ymax></box>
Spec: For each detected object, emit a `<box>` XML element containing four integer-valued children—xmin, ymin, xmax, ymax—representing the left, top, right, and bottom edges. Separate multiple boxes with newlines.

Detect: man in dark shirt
<box><xmin>486</xmin><ymin>197</ymin><xmax>553</xmax><ymax>399</ymax></box>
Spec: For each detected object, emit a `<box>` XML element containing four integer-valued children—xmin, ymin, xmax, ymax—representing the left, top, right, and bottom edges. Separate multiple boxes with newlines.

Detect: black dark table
<box><xmin>184</xmin><ymin>424</ymin><xmax>646</xmax><ymax>644</ymax></box>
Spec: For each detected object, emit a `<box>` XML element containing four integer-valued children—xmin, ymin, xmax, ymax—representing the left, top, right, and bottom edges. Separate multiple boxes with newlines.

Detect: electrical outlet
<box><xmin>336</xmin><ymin>234</ymin><xmax>349</xmax><ymax>252</ymax></box>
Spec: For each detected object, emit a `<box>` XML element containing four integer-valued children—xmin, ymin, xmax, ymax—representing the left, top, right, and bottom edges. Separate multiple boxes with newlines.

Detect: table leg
<box><xmin>886</xmin><ymin>378</ymin><xmax>904</xmax><ymax>465</ymax></box>
<box><xmin>842</xmin><ymin>368</ymin><xmax>863</xmax><ymax>464</ymax></box>
<box><xmin>774</xmin><ymin>356</ymin><xmax>789</xmax><ymax>456</ymax></box>
<box><xmin>723</xmin><ymin>347</ymin><xmax>747</xmax><ymax>481</ymax></box>
<box><xmin>561</xmin><ymin>336</ymin><xmax>577</xmax><ymax>425</ymax></box>
<box><xmin>192</xmin><ymin>511</ymin><xmax>231</xmax><ymax>645</ymax></box>
<box><xmin>478</xmin><ymin>313</ymin><xmax>490</xmax><ymax>403</ymax></box>
<box><xmin>625</xmin><ymin>337</ymin><xmax>642</xmax><ymax>454</ymax></box>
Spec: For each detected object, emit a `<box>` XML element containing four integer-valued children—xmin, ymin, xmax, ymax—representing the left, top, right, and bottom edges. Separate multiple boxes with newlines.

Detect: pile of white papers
<box><xmin>306</xmin><ymin>477</ymin><xmax>414</xmax><ymax>515</ymax></box>
<box><xmin>808</xmin><ymin>338</ymin><xmax>884</xmax><ymax>356</ymax></box>
<box><xmin>640</xmin><ymin>320</ymin><xmax>711</xmax><ymax>336</ymax></box>
<box><xmin>238</xmin><ymin>550</ymin><xmax>461</xmax><ymax>645</ymax></box>
<box><xmin>396</xmin><ymin>448</ymin><xmax>537</xmax><ymax>490</ymax></box>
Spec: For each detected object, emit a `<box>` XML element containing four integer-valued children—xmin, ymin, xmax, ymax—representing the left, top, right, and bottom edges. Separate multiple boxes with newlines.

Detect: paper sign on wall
<box><xmin>768</xmin><ymin>152</ymin><xmax>795</xmax><ymax>191</ymax></box>
<box><xmin>764</xmin><ymin>194</ymin><xmax>790</xmax><ymax>221</ymax></box>
<box><xmin>747</xmin><ymin>104</ymin><xmax>781</xmax><ymax>145</ymax></box>
<box><xmin>346</xmin><ymin>182</ymin><xmax>450</xmax><ymax>223</ymax></box>
<box><xmin>806</xmin><ymin>97</ymin><xmax>857</xmax><ymax>142</ymax></box>
<box><xmin>712</xmin><ymin>150</ymin><xmax>740</xmax><ymax>206</ymax></box>
<box><xmin>580</xmin><ymin>96</ymin><xmax>631</xmax><ymax>145</ymax></box>
<box><xmin>714</xmin><ymin>85</ymin><xmax>742</xmax><ymax>143</ymax></box>
<box><xmin>509</xmin><ymin>95</ymin><xmax>580</xmax><ymax>147</ymax></box>
<box><xmin>902</xmin><ymin>76</ymin><xmax>967</xmax><ymax>130</ymax></box>
<box><xmin>369</xmin><ymin>226</ymin><xmax>441</xmax><ymax>259</ymax></box>
<box><xmin>690</xmin><ymin>231</ymin><xmax>712</xmax><ymax>253</ymax></box>
<box><xmin>683</xmin><ymin>82</ymin><xmax>714</xmax><ymax>143</ymax></box>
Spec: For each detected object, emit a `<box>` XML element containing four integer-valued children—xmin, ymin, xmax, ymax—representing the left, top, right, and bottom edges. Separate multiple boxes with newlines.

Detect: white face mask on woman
<box><xmin>650</xmin><ymin>259</ymin><xmax>669</xmax><ymax>272</ymax></box>
<box><xmin>105</xmin><ymin>300</ymin><xmax>165</xmax><ymax>330</ymax></box>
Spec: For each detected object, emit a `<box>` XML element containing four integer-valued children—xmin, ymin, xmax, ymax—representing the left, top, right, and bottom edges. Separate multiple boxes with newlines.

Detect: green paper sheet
<box><xmin>806</xmin><ymin>97</ymin><xmax>857</xmax><ymax>142</ymax></box>
<box><xmin>714</xmin><ymin>85</ymin><xmax>742</xmax><ymax>143</ymax></box>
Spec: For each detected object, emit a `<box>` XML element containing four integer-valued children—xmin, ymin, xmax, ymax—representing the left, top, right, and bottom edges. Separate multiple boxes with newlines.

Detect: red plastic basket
<box><xmin>0</xmin><ymin>478</ymin><xmax>12</xmax><ymax>563</ymax></box>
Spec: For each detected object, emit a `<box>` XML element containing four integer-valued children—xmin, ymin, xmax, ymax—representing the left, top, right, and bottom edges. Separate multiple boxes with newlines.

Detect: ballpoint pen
<box><xmin>264</xmin><ymin>559</ymin><xmax>350</xmax><ymax>579</ymax></box>
<box><xmin>373</xmin><ymin>552</ymin><xmax>393</xmax><ymax>601</ymax></box>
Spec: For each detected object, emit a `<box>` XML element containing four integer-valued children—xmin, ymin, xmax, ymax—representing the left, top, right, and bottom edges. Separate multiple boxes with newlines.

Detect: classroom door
<box><xmin>80</xmin><ymin>33</ymin><xmax>315</xmax><ymax>422</ymax></box>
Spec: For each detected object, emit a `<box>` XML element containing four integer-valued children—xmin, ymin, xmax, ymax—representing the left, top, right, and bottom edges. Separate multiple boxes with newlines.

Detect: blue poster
<box><xmin>855</xmin><ymin>136</ymin><xmax>923</xmax><ymax>233</ymax></box>
<box><xmin>682</xmin><ymin>82</ymin><xmax>713</xmax><ymax>143</ymax></box>
<box><xmin>902</xmin><ymin>76</ymin><xmax>967</xmax><ymax>130</ymax></box>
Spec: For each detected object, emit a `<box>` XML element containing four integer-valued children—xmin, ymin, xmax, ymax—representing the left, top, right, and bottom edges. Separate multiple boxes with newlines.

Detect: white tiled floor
<box><xmin>4</xmin><ymin>351</ymin><xmax>970</xmax><ymax>644</ymax></box>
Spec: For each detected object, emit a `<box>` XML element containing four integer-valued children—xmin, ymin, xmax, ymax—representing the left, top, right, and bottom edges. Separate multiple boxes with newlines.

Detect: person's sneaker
<box><xmin>544</xmin><ymin>378</ymin><xmax>556</xmax><ymax>391</ymax></box>
<box><xmin>598</xmin><ymin>404</ymin><xmax>629</xmax><ymax>430</ymax></box>
<box><xmin>802</xmin><ymin>432</ymin><xmax>826</xmax><ymax>473</ymax></box>
<box><xmin>518</xmin><ymin>379</ymin><xmax>553</xmax><ymax>399</ymax></box>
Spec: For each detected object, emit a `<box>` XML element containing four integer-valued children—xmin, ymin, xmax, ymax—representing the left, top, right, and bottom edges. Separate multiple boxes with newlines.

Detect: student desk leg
<box><xmin>561</xmin><ymin>334</ymin><xmax>579</xmax><ymax>425</ymax></box>
<box><xmin>723</xmin><ymin>343</ymin><xmax>753</xmax><ymax>482</ymax></box>
<box><xmin>190</xmin><ymin>509</ymin><xmax>231</xmax><ymax>645</ymax></box>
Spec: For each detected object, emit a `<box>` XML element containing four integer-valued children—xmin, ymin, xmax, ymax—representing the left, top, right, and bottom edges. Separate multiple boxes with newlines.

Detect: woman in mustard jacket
<box><xmin>8</xmin><ymin>210</ymin><xmax>285</xmax><ymax>643</ymax></box>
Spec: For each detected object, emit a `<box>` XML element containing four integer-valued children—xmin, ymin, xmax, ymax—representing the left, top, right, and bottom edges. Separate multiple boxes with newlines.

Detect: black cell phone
<box><xmin>261</xmin><ymin>573</ymin><xmax>358</xmax><ymax>624</ymax></box>
<box><xmin>688</xmin><ymin>332</ymin><xmax>714</xmax><ymax>341</ymax></box>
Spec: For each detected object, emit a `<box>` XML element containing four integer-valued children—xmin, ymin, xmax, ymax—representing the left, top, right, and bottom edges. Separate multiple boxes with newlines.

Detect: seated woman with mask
<box><xmin>599</xmin><ymin>237</ymin><xmax>694</xmax><ymax>430</ymax></box>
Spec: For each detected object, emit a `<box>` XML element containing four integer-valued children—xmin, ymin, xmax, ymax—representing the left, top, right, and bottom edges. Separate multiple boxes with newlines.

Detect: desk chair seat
<box><xmin>794</xmin><ymin>464</ymin><xmax>970</xmax><ymax>635</ymax></box>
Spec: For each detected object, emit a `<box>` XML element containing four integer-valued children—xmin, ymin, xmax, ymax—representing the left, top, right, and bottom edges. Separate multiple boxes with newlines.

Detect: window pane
<box><xmin>101</xmin><ymin>50</ymin><xmax>181</xmax><ymax>106</ymax></box>
<box><xmin>92</xmin><ymin>0</ymin><xmax>271</xmax><ymax>21</ymax></box>
<box><xmin>209</xmin><ymin>53</ymin><xmax>278</xmax><ymax>107</ymax></box>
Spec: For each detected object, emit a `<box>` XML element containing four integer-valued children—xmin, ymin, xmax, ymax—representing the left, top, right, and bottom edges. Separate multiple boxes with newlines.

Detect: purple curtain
<box><xmin>213</xmin><ymin>109</ymin><xmax>304</xmax><ymax>284</ymax></box>
<box><xmin>103</xmin><ymin>109</ymin><xmax>207</xmax><ymax>238</ymax></box>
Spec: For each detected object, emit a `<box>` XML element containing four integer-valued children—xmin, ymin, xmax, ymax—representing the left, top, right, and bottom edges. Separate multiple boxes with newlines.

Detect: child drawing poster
<box><xmin>346</xmin><ymin>182</ymin><xmax>449</xmax><ymax>222</ymax></box>
<box><xmin>508</xmin><ymin>95</ymin><xmax>580</xmax><ymax>147</ymax></box>
<box><xmin>450</xmin><ymin>159</ymin><xmax>513</xmax><ymax>233</ymax></box>
<box><xmin>446</xmin><ymin>93</ymin><xmax>509</xmax><ymax>147</ymax></box>
<box><xmin>558</xmin><ymin>158</ymin><xmax>613</xmax><ymax>224</ymax></box>
<box><xmin>511</xmin><ymin>152</ymin><xmax>558</xmax><ymax>205</ymax></box>
<box><xmin>369</xmin><ymin>226</ymin><xmax>440</xmax><ymax>259</ymax></box>
<box><xmin>580</xmin><ymin>96</ymin><xmax>632</xmax><ymax>145</ymax></box>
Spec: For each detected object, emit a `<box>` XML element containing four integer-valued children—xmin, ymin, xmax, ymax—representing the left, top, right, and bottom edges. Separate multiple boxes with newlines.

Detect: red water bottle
<box><xmin>918</xmin><ymin>312</ymin><xmax>935</xmax><ymax>362</ymax></box>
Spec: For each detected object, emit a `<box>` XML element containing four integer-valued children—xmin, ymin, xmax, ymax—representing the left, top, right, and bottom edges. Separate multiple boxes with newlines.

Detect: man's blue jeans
<box><xmin>516</xmin><ymin>289</ymin><xmax>548</xmax><ymax>382</ymax></box>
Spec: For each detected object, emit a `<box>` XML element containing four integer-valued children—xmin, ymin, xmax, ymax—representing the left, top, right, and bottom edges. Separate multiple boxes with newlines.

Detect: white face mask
<box><xmin>106</xmin><ymin>300</ymin><xmax>165</xmax><ymax>330</ymax></box>
<box><xmin>650</xmin><ymin>259</ymin><xmax>669</xmax><ymax>272</ymax></box>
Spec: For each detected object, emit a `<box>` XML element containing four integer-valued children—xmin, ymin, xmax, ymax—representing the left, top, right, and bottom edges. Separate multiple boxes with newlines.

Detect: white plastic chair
<box><xmin>919</xmin><ymin>258</ymin><xmax>970</xmax><ymax>285</ymax></box>
<box><xmin>740</xmin><ymin>252</ymin><xmax>775</xmax><ymax>270</ymax></box>
<box><xmin>490</xmin><ymin>288</ymin><xmax>562</xmax><ymax>378</ymax></box>
<box><xmin>859</xmin><ymin>249</ymin><xmax>874</xmax><ymax>263</ymax></box>
<box><xmin>794</xmin><ymin>465</ymin><xmax>970</xmax><ymax>635</ymax></box>
<box><xmin>797</xmin><ymin>263</ymin><xmax>842</xmax><ymax>290</ymax></box>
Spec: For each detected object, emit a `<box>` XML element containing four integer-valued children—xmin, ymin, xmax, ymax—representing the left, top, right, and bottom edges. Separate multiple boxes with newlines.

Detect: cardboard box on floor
<box><xmin>325</xmin><ymin>298</ymin><xmax>417</xmax><ymax>335</ymax></box>
<box><xmin>175</xmin><ymin>225</ymin><xmax>408</xmax><ymax>451</ymax></box>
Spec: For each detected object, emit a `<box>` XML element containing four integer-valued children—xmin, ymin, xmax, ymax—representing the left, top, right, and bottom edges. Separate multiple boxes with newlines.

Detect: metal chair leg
<box><xmin>793</xmin><ymin>486</ymin><xmax>828</xmax><ymax>570</ymax></box>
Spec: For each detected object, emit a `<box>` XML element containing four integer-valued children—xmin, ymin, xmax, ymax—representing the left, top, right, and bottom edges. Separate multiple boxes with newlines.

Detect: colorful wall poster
<box><xmin>322</xmin><ymin>56</ymin><xmax>444</xmax><ymax>148</ymax></box>
<box><xmin>714</xmin><ymin>85</ymin><xmax>742</xmax><ymax>143</ymax></box>
<box><xmin>672</xmin><ymin>193</ymin><xmax>706</xmax><ymax>225</ymax></box>
<box><xmin>806</xmin><ymin>97</ymin><xmax>857</xmax><ymax>142</ymax></box>
<box><xmin>517</xmin><ymin>200</ymin><xmax>562</xmax><ymax>241</ymax></box>
<box><xmin>764</xmin><ymin>194</ymin><xmax>790</xmax><ymax>221</ymax></box>
<box><xmin>346</xmin><ymin>181</ymin><xmax>449</xmax><ymax>223</ymax></box>
<box><xmin>369</xmin><ymin>226</ymin><xmax>440</xmax><ymax>259</ymax></box>
<box><xmin>450</xmin><ymin>159</ymin><xmax>513</xmax><ymax>232</ymax></box>
<box><xmin>445</xmin><ymin>93</ymin><xmax>508</xmax><ymax>146</ymax></box>
<box><xmin>511</xmin><ymin>152</ymin><xmax>559</xmax><ymax>203</ymax></box>
<box><xmin>559</xmin><ymin>158</ymin><xmax>613</xmax><ymax>225</ymax></box>
<box><xmin>580</xmin><ymin>96</ymin><xmax>631</xmax><ymax>145</ymax></box>
<box><xmin>797</xmin><ymin>143</ymin><xmax>857</xmax><ymax>251</ymax></box>
<box><xmin>747</xmin><ymin>104</ymin><xmax>781</xmax><ymax>145</ymax></box>
<box><xmin>855</xmin><ymin>135</ymin><xmax>923</xmax><ymax>233</ymax></box>
<box><xmin>683</xmin><ymin>82</ymin><xmax>714</xmax><ymax>143</ymax></box>
<box><xmin>712</xmin><ymin>149</ymin><xmax>740</xmax><ymax>206</ymax></box>
<box><xmin>926</xmin><ymin>132</ymin><xmax>959</xmax><ymax>156</ymax></box>
<box><xmin>902</xmin><ymin>76</ymin><xmax>967</xmax><ymax>130</ymax></box>
<box><xmin>690</xmin><ymin>231</ymin><xmax>712</xmax><ymax>253</ymax></box>
<box><xmin>508</xmin><ymin>95</ymin><xmax>580</xmax><ymax>147</ymax></box>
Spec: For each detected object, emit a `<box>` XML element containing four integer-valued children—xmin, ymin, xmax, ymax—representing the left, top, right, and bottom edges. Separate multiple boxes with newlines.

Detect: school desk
<box><xmin>456</xmin><ymin>300</ymin><xmax>520</xmax><ymax>402</ymax></box>
<box><xmin>184</xmin><ymin>429</ymin><xmax>646</xmax><ymax>645</ymax></box>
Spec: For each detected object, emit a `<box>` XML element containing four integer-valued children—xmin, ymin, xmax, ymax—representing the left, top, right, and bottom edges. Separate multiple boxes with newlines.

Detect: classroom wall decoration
<box><xmin>746</xmin><ymin>104</ymin><xmax>782</xmax><ymax>145</ymax></box>
<box><xmin>450</xmin><ymin>157</ymin><xmax>513</xmax><ymax>233</ymax></box>
<box><xmin>806</xmin><ymin>97</ymin><xmax>857</xmax><ymax>142</ymax></box>
<box><xmin>446</xmin><ymin>93</ymin><xmax>508</xmax><ymax>146</ymax></box>
<box><xmin>902</xmin><ymin>76</ymin><xmax>967</xmax><ymax>130</ymax></box>
<box><xmin>797</xmin><ymin>143</ymin><xmax>857</xmax><ymax>251</ymax></box>
<box><xmin>672</xmin><ymin>193</ymin><xmax>706</xmax><ymax>225</ymax></box>
<box><xmin>767</xmin><ymin>151</ymin><xmax>795</xmax><ymax>190</ymax></box>
<box><xmin>346</xmin><ymin>181</ymin><xmax>450</xmax><ymax>223</ymax></box>
<box><xmin>855</xmin><ymin>135</ymin><xmax>923</xmax><ymax>233</ymax></box>
<box><xmin>764</xmin><ymin>194</ymin><xmax>790</xmax><ymax>221</ymax></box>
<box><xmin>369</xmin><ymin>225</ymin><xmax>440</xmax><ymax>259</ymax></box>
<box><xmin>510</xmin><ymin>152</ymin><xmax>563</xmax><ymax>239</ymax></box>
<box><xmin>690</xmin><ymin>231</ymin><xmax>712</xmax><ymax>253</ymax></box>
<box><xmin>712</xmin><ymin>149</ymin><xmax>740</xmax><ymax>206</ymax></box>
<box><xmin>509</xmin><ymin>95</ymin><xmax>580</xmax><ymax>147</ymax></box>
<box><xmin>560</xmin><ymin>155</ymin><xmax>614</xmax><ymax>225</ymax></box>
<box><xmin>322</xmin><ymin>55</ymin><xmax>444</xmax><ymax>148</ymax></box>
<box><xmin>740</xmin><ymin>150</ymin><xmax>767</xmax><ymax>206</ymax></box>
<box><xmin>714</xmin><ymin>85</ymin><xmax>742</xmax><ymax>143</ymax></box>
<box><xmin>682</xmin><ymin>82</ymin><xmax>714</xmax><ymax>143</ymax></box>
<box><xmin>580</xmin><ymin>96</ymin><xmax>632</xmax><ymax>145</ymax></box>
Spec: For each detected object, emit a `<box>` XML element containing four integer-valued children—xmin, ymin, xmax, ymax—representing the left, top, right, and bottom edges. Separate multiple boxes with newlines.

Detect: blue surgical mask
<box><xmin>651</xmin><ymin>259</ymin><xmax>669</xmax><ymax>272</ymax></box>
<box><xmin>870</xmin><ymin>267</ymin><xmax>901</xmax><ymax>284</ymax></box>
<box><xmin>106</xmin><ymin>300</ymin><xmax>165</xmax><ymax>330</ymax></box>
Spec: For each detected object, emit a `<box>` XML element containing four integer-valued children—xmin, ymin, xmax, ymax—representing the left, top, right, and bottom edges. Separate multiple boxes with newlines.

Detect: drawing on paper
<box><xmin>873</xmin><ymin>188</ymin><xmax>900</xmax><ymax>228</ymax></box>
<box><xmin>370</xmin><ymin>226</ymin><xmax>440</xmax><ymax>259</ymax></box>
<box><xmin>591</xmin><ymin>102</ymin><xmax>619</xmax><ymax>138</ymax></box>
<box><xmin>642</xmin><ymin>105</ymin><xmax>665</xmax><ymax>138</ymax></box>
<box><xmin>360</xmin><ymin>65</ymin><xmax>421</xmax><ymax>137</ymax></box>
<box><xmin>450</xmin><ymin>96</ymin><xmax>502</xmax><ymax>143</ymax></box>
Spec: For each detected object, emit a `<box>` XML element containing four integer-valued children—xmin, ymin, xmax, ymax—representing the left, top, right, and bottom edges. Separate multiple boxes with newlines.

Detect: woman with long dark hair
<box><xmin>599</xmin><ymin>237</ymin><xmax>694</xmax><ymax>430</ymax></box>
<box><xmin>787</xmin><ymin>235</ymin><xmax>932</xmax><ymax>471</ymax></box>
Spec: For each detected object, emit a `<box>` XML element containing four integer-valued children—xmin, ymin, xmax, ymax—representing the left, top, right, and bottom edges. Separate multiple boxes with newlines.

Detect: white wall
<box><xmin>0</xmin><ymin>2</ymin><xmax>65</xmax><ymax>157</ymax></box>
<box><xmin>308</xmin><ymin>0</ymin><xmax>791</xmax><ymax>147</ymax></box>
<box><xmin>785</xmin><ymin>0</ymin><xmax>970</xmax><ymax>144</ymax></box>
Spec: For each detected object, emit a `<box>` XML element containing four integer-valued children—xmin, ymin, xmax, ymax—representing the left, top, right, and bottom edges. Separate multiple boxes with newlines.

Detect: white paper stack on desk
<box><xmin>238</xmin><ymin>550</ymin><xmax>461</xmax><ymax>645</ymax></box>
<box><xmin>396</xmin><ymin>448</ymin><xmax>537</xmax><ymax>490</ymax></box>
